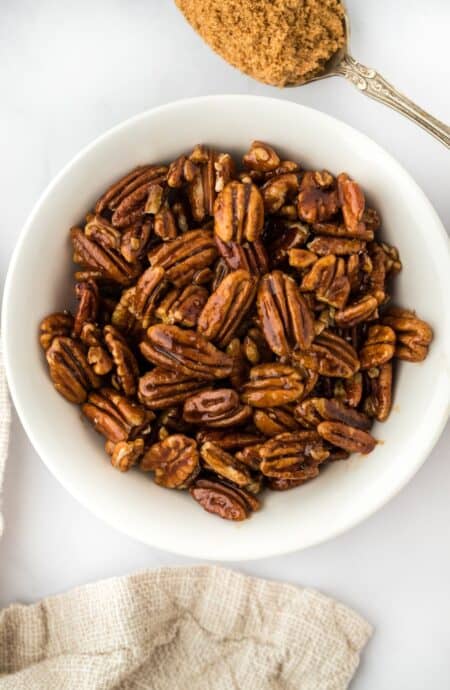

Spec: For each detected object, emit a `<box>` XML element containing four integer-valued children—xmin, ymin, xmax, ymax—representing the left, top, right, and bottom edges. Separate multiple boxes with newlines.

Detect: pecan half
<box><xmin>312</xmin><ymin>221</ymin><xmax>373</xmax><ymax>241</ymax></box>
<box><xmin>141</xmin><ymin>434</ymin><xmax>200</xmax><ymax>488</ymax></box>
<box><xmin>84</xmin><ymin>214</ymin><xmax>121</xmax><ymax>250</ymax></box>
<box><xmin>261</xmin><ymin>173</ymin><xmax>299</xmax><ymax>214</ymax></box>
<box><xmin>300</xmin><ymin>255</ymin><xmax>350</xmax><ymax>310</ymax></box>
<box><xmin>241</xmin><ymin>364</ymin><xmax>304</xmax><ymax>407</ymax></box>
<box><xmin>292</xmin><ymin>330</ymin><xmax>360</xmax><ymax>378</ymax></box>
<box><xmin>363</xmin><ymin>362</ymin><xmax>393</xmax><ymax>422</ymax></box>
<box><xmin>154</xmin><ymin>205</ymin><xmax>178</xmax><ymax>240</ymax></box>
<box><xmin>312</xmin><ymin>397</ymin><xmax>372</xmax><ymax>430</ymax></box>
<box><xmin>333</xmin><ymin>372</ymin><xmax>363</xmax><ymax>407</ymax></box>
<box><xmin>307</xmin><ymin>236</ymin><xmax>366</xmax><ymax>256</ymax></box>
<box><xmin>196</xmin><ymin>430</ymin><xmax>264</xmax><ymax>451</ymax></box>
<box><xmin>149</xmin><ymin>229</ymin><xmax>217</xmax><ymax>287</ymax></box>
<box><xmin>39</xmin><ymin>313</ymin><xmax>74</xmax><ymax>351</ymax></box>
<box><xmin>120</xmin><ymin>220</ymin><xmax>152</xmax><ymax>263</ymax></box>
<box><xmin>132</xmin><ymin>266</ymin><xmax>167</xmax><ymax>329</ymax></box>
<box><xmin>382</xmin><ymin>307</ymin><xmax>433</xmax><ymax>362</ymax></box>
<box><xmin>259</xmin><ymin>431</ymin><xmax>329</xmax><ymax>480</ymax></box>
<box><xmin>190</xmin><ymin>478</ymin><xmax>259</xmax><ymax>521</ymax></box>
<box><xmin>317</xmin><ymin>421</ymin><xmax>376</xmax><ymax>454</ymax></box>
<box><xmin>105</xmin><ymin>438</ymin><xmax>145</xmax><ymax>472</ymax></box>
<box><xmin>71</xmin><ymin>227</ymin><xmax>139</xmax><ymax>286</ymax></box>
<box><xmin>297</xmin><ymin>171</ymin><xmax>339</xmax><ymax>223</ymax></box>
<box><xmin>104</xmin><ymin>325</ymin><xmax>139</xmax><ymax>397</ymax></box>
<box><xmin>253</xmin><ymin>406</ymin><xmax>299</xmax><ymax>436</ymax></box>
<box><xmin>73</xmin><ymin>280</ymin><xmax>99</xmax><ymax>337</ymax></box>
<box><xmin>214</xmin><ymin>181</ymin><xmax>264</xmax><ymax>243</ymax></box>
<box><xmin>79</xmin><ymin>323</ymin><xmax>114</xmax><ymax>376</ymax></box>
<box><xmin>82</xmin><ymin>387</ymin><xmax>152</xmax><ymax>442</ymax></box>
<box><xmin>359</xmin><ymin>325</ymin><xmax>396</xmax><ymax>369</ymax></box>
<box><xmin>243</xmin><ymin>140</ymin><xmax>280</xmax><ymax>172</ymax></box>
<box><xmin>200</xmin><ymin>442</ymin><xmax>256</xmax><ymax>489</ymax></box>
<box><xmin>257</xmin><ymin>271</ymin><xmax>314</xmax><ymax>356</ymax></box>
<box><xmin>215</xmin><ymin>237</ymin><xmax>269</xmax><ymax>275</ymax></box>
<box><xmin>140</xmin><ymin>324</ymin><xmax>234</xmax><ymax>380</ymax></box>
<box><xmin>155</xmin><ymin>285</ymin><xmax>209</xmax><ymax>328</ymax></box>
<box><xmin>46</xmin><ymin>336</ymin><xmax>101</xmax><ymax>403</ymax></box>
<box><xmin>337</xmin><ymin>173</ymin><xmax>366</xmax><ymax>234</ymax></box>
<box><xmin>197</xmin><ymin>269</ymin><xmax>257</xmax><ymax>348</ymax></box>
<box><xmin>183</xmin><ymin>389</ymin><xmax>251</xmax><ymax>428</ymax></box>
<box><xmin>288</xmin><ymin>248</ymin><xmax>318</xmax><ymax>269</ymax></box>
<box><xmin>334</xmin><ymin>294</ymin><xmax>379</xmax><ymax>328</ymax></box>
<box><xmin>110</xmin><ymin>287</ymin><xmax>138</xmax><ymax>335</ymax></box>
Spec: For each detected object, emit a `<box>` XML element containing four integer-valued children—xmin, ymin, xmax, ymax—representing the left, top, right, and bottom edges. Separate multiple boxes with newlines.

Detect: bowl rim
<box><xmin>2</xmin><ymin>94</ymin><xmax>450</xmax><ymax>560</ymax></box>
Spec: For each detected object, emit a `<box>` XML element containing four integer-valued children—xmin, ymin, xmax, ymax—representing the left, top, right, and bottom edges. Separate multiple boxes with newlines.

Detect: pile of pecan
<box><xmin>39</xmin><ymin>141</ymin><xmax>433</xmax><ymax>521</ymax></box>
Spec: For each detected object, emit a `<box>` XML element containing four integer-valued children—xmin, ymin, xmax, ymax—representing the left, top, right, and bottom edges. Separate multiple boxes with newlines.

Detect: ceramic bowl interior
<box><xmin>3</xmin><ymin>96</ymin><xmax>450</xmax><ymax>560</ymax></box>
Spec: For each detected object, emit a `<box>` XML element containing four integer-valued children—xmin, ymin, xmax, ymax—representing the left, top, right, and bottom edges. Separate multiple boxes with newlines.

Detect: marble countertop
<box><xmin>1</xmin><ymin>1</ymin><xmax>449</xmax><ymax>687</ymax></box>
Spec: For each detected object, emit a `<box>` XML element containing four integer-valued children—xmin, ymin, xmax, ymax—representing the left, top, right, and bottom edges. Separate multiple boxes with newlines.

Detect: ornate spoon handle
<box><xmin>335</xmin><ymin>54</ymin><xmax>450</xmax><ymax>148</ymax></box>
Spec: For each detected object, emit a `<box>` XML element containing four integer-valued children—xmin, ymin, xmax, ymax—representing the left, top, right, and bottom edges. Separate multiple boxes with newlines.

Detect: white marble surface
<box><xmin>1</xmin><ymin>1</ymin><xmax>449</xmax><ymax>687</ymax></box>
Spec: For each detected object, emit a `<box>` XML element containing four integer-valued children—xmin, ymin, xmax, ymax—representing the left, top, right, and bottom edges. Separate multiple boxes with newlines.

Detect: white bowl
<box><xmin>3</xmin><ymin>96</ymin><xmax>450</xmax><ymax>560</ymax></box>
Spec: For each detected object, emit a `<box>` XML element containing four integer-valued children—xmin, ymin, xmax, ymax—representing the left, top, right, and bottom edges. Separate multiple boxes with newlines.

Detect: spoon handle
<box><xmin>335</xmin><ymin>54</ymin><xmax>450</xmax><ymax>148</ymax></box>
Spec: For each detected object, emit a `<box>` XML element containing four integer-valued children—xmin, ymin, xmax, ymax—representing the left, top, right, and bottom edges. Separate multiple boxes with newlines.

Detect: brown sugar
<box><xmin>174</xmin><ymin>0</ymin><xmax>346</xmax><ymax>87</ymax></box>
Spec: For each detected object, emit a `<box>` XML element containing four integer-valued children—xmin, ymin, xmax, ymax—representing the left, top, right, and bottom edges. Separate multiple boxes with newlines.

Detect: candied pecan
<box><xmin>359</xmin><ymin>325</ymin><xmax>396</xmax><ymax>369</ymax></box>
<box><xmin>171</xmin><ymin>199</ymin><xmax>191</xmax><ymax>233</ymax></box>
<box><xmin>85</xmin><ymin>214</ymin><xmax>121</xmax><ymax>249</ymax></box>
<box><xmin>277</xmin><ymin>204</ymin><xmax>298</xmax><ymax>220</ymax></box>
<box><xmin>140</xmin><ymin>324</ymin><xmax>234</xmax><ymax>380</ymax></box>
<box><xmin>253</xmin><ymin>406</ymin><xmax>298</xmax><ymax>436</ymax></box>
<box><xmin>82</xmin><ymin>387</ymin><xmax>152</xmax><ymax>442</ymax></box>
<box><xmin>297</xmin><ymin>171</ymin><xmax>339</xmax><ymax>223</ymax></box>
<box><xmin>71</xmin><ymin>227</ymin><xmax>140</xmax><ymax>286</ymax></box>
<box><xmin>132</xmin><ymin>266</ymin><xmax>167</xmax><ymax>329</ymax></box>
<box><xmin>367</xmin><ymin>243</ymin><xmax>387</xmax><ymax>294</ymax></box>
<box><xmin>266</xmin><ymin>160</ymin><xmax>300</xmax><ymax>179</ymax></box>
<box><xmin>39</xmin><ymin>313</ymin><xmax>74</xmax><ymax>351</ymax></box>
<box><xmin>312</xmin><ymin>397</ymin><xmax>372</xmax><ymax>430</ymax></box>
<box><xmin>167</xmin><ymin>155</ymin><xmax>198</xmax><ymax>188</ymax></box>
<box><xmin>333</xmin><ymin>372</ymin><xmax>363</xmax><ymax>407</ymax></box>
<box><xmin>266</xmin><ymin>477</ymin><xmax>307</xmax><ymax>490</ymax></box>
<box><xmin>312</xmin><ymin>221</ymin><xmax>373</xmax><ymax>241</ymax></box>
<box><xmin>46</xmin><ymin>336</ymin><xmax>101</xmax><ymax>403</ymax></box>
<box><xmin>294</xmin><ymin>398</ymin><xmax>323</xmax><ymax>429</ymax></box>
<box><xmin>79</xmin><ymin>323</ymin><xmax>114</xmax><ymax>376</ymax></box>
<box><xmin>149</xmin><ymin>229</ymin><xmax>217</xmax><ymax>287</ymax></box>
<box><xmin>307</xmin><ymin>236</ymin><xmax>366</xmax><ymax>256</ymax></box>
<box><xmin>211</xmin><ymin>257</ymin><xmax>231</xmax><ymax>291</ymax></box>
<box><xmin>334</xmin><ymin>295</ymin><xmax>379</xmax><ymax>328</ymax></box>
<box><xmin>261</xmin><ymin>173</ymin><xmax>299</xmax><ymax>214</ymax></box>
<box><xmin>288</xmin><ymin>248</ymin><xmax>317</xmax><ymax>269</ymax></box>
<box><xmin>196</xmin><ymin>430</ymin><xmax>264</xmax><ymax>451</ymax></box>
<box><xmin>215</xmin><ymin>237</ymin><xmax>269</xmax><ymax>275</ymax></box>
<box><xmin>214</xmin><ymin>181</ymin><xmax>264</xmax><ymax>243</ymax></box>
<box><xmin>104</xmin><ymin>325</ymin><xmax>139</xmax><ymax>397</ymax></box>
<box><xmin>190</xmin><ymin>478</ymin><xmax>257</xmax><ymax>521</ymax></box>
<box><xmin>156</xmin><ymin>285</ymin><xmax>209</xmax><ymax>328</ymax></box>
<box><xmin>73</xmin><ymin>280</ymin><xmax>99</xmax><ymax>337</ymax></box>
<box><xmin>101</xmin><ymin>167</ymin><xmax>167</xmax><ymax>228</ymax></box>
<box><xmin>111</xmin><ymin>287</ymin><xmax>138</xmax><ymax>334</ymax></box>
<box><xmin>243</xmin><ymin>140</ymin><xmax>280</xmax><ymax>172</ymax></box>
<box><xmin>346</xmin><ymin>252</ymin><xmax>373</xmax><ymax>295</ymax></box>
<box><xmin>154</xmin><ymin>205</ymin><xmax>178</xmax><ymax>240</ymax></box>
<box><xmin>259</xmin><ymin>431</ymin><xmax>329</xmax><ymax>480</ymax></box>
<box><xmin>292</xmin><ymin>330</ymin><xmax>360</xmax><ymax>378</ymax></box>
<box><xmin>214</xmin><ymin>153</ymin><xmax>235</xmax><ymax>193</ymax></box>
<box><xmin>363</xmin><ymin>207</ymin><xmax>381</xmax><ymax>233</ymax></box>
<box><xmin>380</xmin><ymin>242</ymin><xmax>402</xmax><ymax>275</ymax></box>
<box><xmin>363</xmin><ymin>362</ymin><xmax>393</xmax><ymax>422</ymax></box>
<box><xmin>382</xmin><ymin>307</ymin><xmax>433</xmax><ymax>362</ymax></box>
<box><xmin>300</xmin><ymin>255</ymin><xmax>350</xmax><ymax>310</ymax></box>
<box><xmin>235</xmin><ymin>445</ymin><xmax>263</xmax><ymax>471</ymax></box>
<box><xmin>243</xmin><ymin>327</ymin><xmax>273</xmax><ymax>365</ymax></box>
<box><xmin>224</xmin><ymin>338</ymin><xmax>248</xmax><ymax>390</ymax></box>
<box><xmin>141</xmin><ymin>434</ymin><xmax>199</xmax><ymax>489</ymax></box>
<box><xmin>105</xmin><ymin>438</ymin><xmax>145</xmax><ymax>472</ymax></box>
<box><xmin>318</xmin><ymin>421</ymin><xmax>376</xmax><ymax>454</ymax></box>
<box><xmin>197</xmin><ymin>269</ymin><xmax>257</xmax><ymax>348</ymax></box>
<box><xmin>337</xmin><ymin>173</ymin><xmax>366</xmax><ymax>234</ymax></box>
<box><xmin>257</xmin><ymin>271</ymin><xmax>314</xmax><ymax>356</ymax></box>
<box><xmin>186</xmin><ymin>145</ymin><xmax>222</xmax><ymax>222</ymax></box>
<box><xmin>120</xmin><ymin>220</ymin><xmax>152</xmax><ymax>263</ymax></box>
<box><xmin>266</xmin><ymin>220</ymin><xmax>309</xmax><ymax>266</ymax></box>
<box><xmin>200</xmin><ymin>442</ymin><xmax>255</xmax><ymax>489</ymax></box>
<box><xmin>192</xmin><ymin>267</ymin><xmax>214</xmax><ymax>285</ymax></box>
<box><xmin>144</xmin><ymin>182</ymin><xmax>165</xmax><ymax>214</ymax></box>
<box><xmin>241</xmin><ymin>363</ymin><xmax>304</xmax><ymax>407</ymax></box>
<box><xmin>183</xmin><ymin>389</ymin><xmax>251</xmax><ymax>428</ymax></box>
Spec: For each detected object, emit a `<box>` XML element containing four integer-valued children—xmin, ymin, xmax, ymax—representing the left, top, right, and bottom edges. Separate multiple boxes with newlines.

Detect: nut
<box><xmin>307</xmin><ymin>236</ymin><xmax>366</xmax><ymax>256</ymax></box>
<box><xmin>359</xmin><ymin>325</ymin><xmax>396</xmax><ymax>369</ymax></box>
<box><xmin>333</xmin><ymin>372</ymin><xmax>363</xmax><ymax>407</ymax></box>
<box><xmin>253</xmin><ymin>406</ymin><xmax>299</xmax><ymax>436</ymax></box>
<box><xmin>190</xmin><ymin>478</ymin><xmax>259</xmax><ymax>521</ymax></box>
<box><xmin>300</xmin><ymin>255</ymin><xmax>351</xmax><ymax>310</ymax></box>
<box><xmin>317</xmin><ymin>421</ymin><xmax>376</xmax><ymax>454</ymax></box>
<box><xmin>293</xmin><ymin>330</ymin><xmax>360</xmax><ymax>379</ymax></box>
<box><xmin>73</xmin><ymin>280</ymin><xmax>99</xmax><ymax>337</ymax></box>
<box><xmin>297</xmin><ymin>171</ymin><xmax>339</xmax><ymax>223</ymax></box>
<box><xmin>196</xmin><ymin>430</ymin><xmax>264</xmax><ymax>451</ymax></box>
<box><xmin>39</xmin><ymin>312</ymin><xmax>74</xmax><ymax>351</ymax></box>
<box><xmin>261</xmin><ymin>173</ymin><xmax>299</xmax><ymax>214</ymax></box>
<box><xmin>120</xmin><ymin>220</ymin><xmax>152</xmax><ymax>263</ymax></box>
<box><xmin>183</xmin><ymin>389</ymin><xmax>251</xmax><ymax>428</ymax></box>
<box><xmin>214</xmin><ymin>181</ymin><xmax>264</xmax><ymax>243</ymax></box>
<box><xmin>334</xmin><ymin>294</ymin><xmax>379</xmax><ymax>328</ymax></box>
<box><xmin>46</xmin><ymin>336</ymin><xmax>101</xmax><ymax>403</ymax></box>
<box><xmin>363</xmin><ymin>362</ymin><xmax>393</xmax><ymax>421</ymax></box>
<box><xmin>155</xmin><ymin>285</ymin><xmax>209</xmax><ymax>328</ymax></box>
<box><xmin>104</xmin><ymin>324</ymin><xmax>139</xmax><ymax>397</ymax></box>
<box><xmin>337</xmin><ymin>172</ymin><xmax>366</xmax><ymax>234</ymax></box>
<box><xmin>215</xmin><ymin>236</ymin><xmax>269</xmax><ymax>275</ymax></box>
<box><xmin>259</xmin><ymin>431</ymin><xmax>329</xmax><ymax>480</ymax></box>
<box><xmin>141</xmin><ymin>434</ymin><xmax>200</xmax><ymax>488</ymax></box>
<box><xmin>82</xmin><ymin>387</ymin><xmax>152</xmax><ymax>442</ymax></box>
<box><xmin>149</xmin><ymin>229</ymin><xmax>217</xmax><ymax>286</ymax></box>
<box><xmin>71</xmin><ymin>227</ymin><xmax>140</xmax><ymax>286</ymax></box>
<box><xmin>200</xmin><ymin>442</ymin><xmax>255</xmax><ymax>489</ymax></box>
<box><xmin>383</xmin><ymin>307</ymin><xmax>433</xmax><ymax>362</ymax></box>
<box><xmin>241</xmin><ymin>364</ymin><xmax>304</xmax><ymax>407</ymax></box>
<box><xmin>106</xmin><ymin>438</ymin><xmax>145</xmax><ymax>472</ymax></box>
<box><xmin>243</xmin><ymin>140</ymin><xmax>280</xmax><ymax>172</ymax></box>
<box><xmin>140</xmin><ymin>324</ymin><xmax>234</xmax><ymax>380</ymax></box>
<box><xmin>257</xmin><ymin>271</ymin><xmax>314</xmax><ymax>356</ymax></box>
<box><xmin>267</xmin><ymin>220</ymin><xmax>309</xmax><ymax>266</ymax></box>
<box><xmin>154</xmin><ymin>205</ymin><xmax>178</xmax><ymax>241</ymax></box>
<box><xmin>132</xmin><ymin>266</ymin><xmax>167</xmax><ymax>329</ymax></box>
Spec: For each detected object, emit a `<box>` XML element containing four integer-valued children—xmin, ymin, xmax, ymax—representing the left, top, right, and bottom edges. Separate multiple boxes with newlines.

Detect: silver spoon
<box><xmin>301</xmin><ymin>8</ymin><xmax>449</xmax><ymax>148</ymax></box>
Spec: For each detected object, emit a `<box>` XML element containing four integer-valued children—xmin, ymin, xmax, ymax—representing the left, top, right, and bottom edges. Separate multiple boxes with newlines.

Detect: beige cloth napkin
<box><xmin>0</xmin><ymin>566</ymin><xmax>371</xmax><ymax>690</ymax></box>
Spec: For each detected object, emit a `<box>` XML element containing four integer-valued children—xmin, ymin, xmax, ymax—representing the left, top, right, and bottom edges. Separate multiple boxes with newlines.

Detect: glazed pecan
<box><xmin>211</xmin><ymin>257</ymin><xmax>231</xmax><ymax>291</ymax></box>
<box><xmin>110</xmin><ymin>287</ymin><xmax>138</xmax><ymax>334</ymax></box>
<box><xmin>257</xmin><ymin>271</ymin><xmax>314</xmax><ymax>356</ymax></box>
<box><xmin>318</xmin><ymin>421</ymin><xmax>376</xmax><ymax>454</ymax></box>
<box><xmin>154</xmin><ymin>205</ymin><xmax>178</xmax><ymax>240</ymax></box>
<box><xmin>225</xmin><ymin>337</ymin><xmax>249</xmax><ymax>390</ymax></box>
<box><xmin>261</xmin><ymin>173</ymin><xmax>299</xmax><ymax>214</ymax></box>
<box><xmin>214</xmin><ymin>181</ymin><xmax>264</xmax><ymax>243</ymax></box>
<box><xmin>200</xmin><ymin>442</ymin><xmax>256</xmax><ymax>490</ymax></box>
<box><xmin>188</xmin><ymin>146</ymin><xmax>223</xmax><ymax>222</ymax></box>
<box><xmin>197</xmin><ymin>269</ymin><xmax>257</xmax><ymax>348</ymax></box>
<box><xmin>155</xmin><ymin>285</ymin><xmax>209</xmax><ymax>328</ymax></box>
<box><xmin>79</xmin><ymin>322</ymin><xmax>114</xmax><ymax>376</ymax></box>
<box><xmin>105</xmin><ymin>438</ymin><xmax>145</xmax><ymax>472</ymax></box>
<box><xmin>307</xmin><ymin>236</ymin><xmax>366</xmax><ymax>256</ymax></box>
<box><xmin>241</xmin><ymin>364</ymin><xmax>304</xmax><ymax>407</ymax></box>
<box><xmin>337</xmin><ymin>173</ymin><xmax>366</xmax><ymax>234</ymax></box>
<box><xmin>149</xmin><ymin>229</ymin><xmax>217</xmax><ymax>286</ymax></box>
<box><xmin>292</xmin><ymin>330</ymin><xmax>360</xmax><ymax>378</ymax></box>
<box><xmin>46</xmin><ymin>336</ymin><xmax>101</xmax><ymax>403</ymax></box>
<box><xmin>266</xmin><ymin>220</ymin><xmax>309</xmax><ymax>266</ymax></box>
<box><xmin>383</xmin><ymin>307</ymin><xmax>433</xmax><ymax>362</ymax></box>
<box><xmin>71</xmin><ymin>227</ymin><xmax>139</xmax><ymax>286</ymax></box>
<box><xmin>215</xmin><ymin>237</ymin><xmax>269</xmax><ymax>275</ymax></box>
<box><xmin>183</xmin><ymin>389</ymin><xmax>251</xmax><ymax>428</ymax></box>
<box><xmin>196</xmin><ymin>430</ymin><xmax>264</xmax><ymax>451</ymax></box>
<box><xmin>334</xmin><ymin>294</ymin><xmax>379</xmax><ymax>328</ymax></box>
<box><xmin>297</xmin><ymin>171</ymin><xmax>339</xmax><ymax>223</ymax></box>
<box><xmin>312</xmin><ymin>221</ymin><xmax>373</xmax><ymax>241</ymax></box>
<box><xmin>333</xmin><ymin>372</ymin><xmax>363</xmax><ymax>407</ymax></box>
<box><xmin>82</xmin><ymin>387</ymin><xmax>152</xmax><ymax>442</ymax></box>
<box><xmin>311</xmin><ymin>397</ymin><xmax>372</xmax><ymax>430</ymax></box>
<box><xmin>167</xmin><ymin>155</ymin><xmax>198</xmax><ymax>189</ymax></box>
<box><xmin>259</xmin><ymin>431</ymin><xmax>329</xmax><ymax>480</ymax></box>
<box><xmin>140</xmin><ymin>324</ymin><xmax>234</xmax><ymax>380</ymax></box>
<box><xmin>120</xmin><ymin>220</ymin><xmax>152</xmax><ymax>263</ymax></box>
<box><xmin>84</xmin><ymin>214</ymin><xmax>121</xmax><ymax>250</ymax></box>
<box><xmin>190</xmin><ymin>478</ymin><xmax>259</xmax><ymax>521</ymax></box>
<box><xmin>300</xmin><ymin>255</ymin><xmax>350</xmax><ymax>310</ymax></box>
<box><xmin>39</xmin><ymin>313</ymin><xmax>74</xmax><ymax>350</ymax></box>
<box><xmin>141</xmin><ymin>434</ymin><xmax>199</xmax><ymax>489</ymax></box>
<box><xmin>288</xmin><ymin>248</ymin><xmax>318</xmax><ymax>269</ymax></box>
<box><xmin>144</xmin><ymin>181</ymin><xmax>165</xmax><ymax>214</ymax></box>
<box><xmin>253</xmin><ymin>406</ymin><xmax>299</xmax><ymax>436</ymax></box>
<box><xmin>243</xmin><ymin>140</ymin><xmax>280</xmax><ymax>172</ymax></box>
<box><xmin>293</xmin><ymin>399</ymin><xmax>323</xmax><ymax>429</ymax></box>
<box><xmin>73</xmin><ymin>280</ymin><xmax>99</xmax><ymax>337</ymax></box>
<box><xmin>132</xmin><ymin>265</ymin><xmax>167</xmax><ymax>329</ymax></box>
<box><xmin>104</xmin><ymin>325</ymin><xmax>139</xmax><ymax>397</ymax></box>
<box><xmin>363</xmin><ymin>362</ymin><xmax>393</xmax><ymax>422</ymax></box>
<box><xmin>359</xmin><ymin>325</ymin><xmax>396</xmax><ymax>369</ymax></box>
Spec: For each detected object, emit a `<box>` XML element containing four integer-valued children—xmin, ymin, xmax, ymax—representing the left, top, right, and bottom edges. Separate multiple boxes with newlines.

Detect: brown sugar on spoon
<box><xmin>174</xmin><ymin>0</ymin><xmax>346</xmax><ymax>87</ymax></box>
